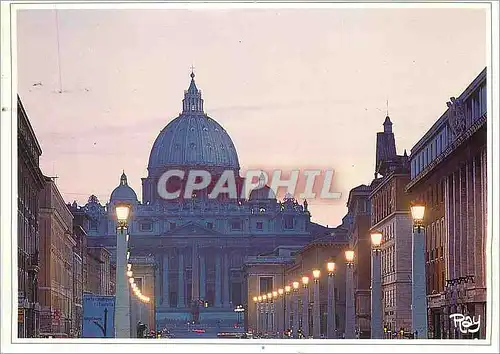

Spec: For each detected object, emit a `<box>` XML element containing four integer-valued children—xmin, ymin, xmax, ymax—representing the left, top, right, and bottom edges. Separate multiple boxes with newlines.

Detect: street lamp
<box><xmin>371</xmin><ymin>231</ymin><xmax>383</xmax><ymax>339</ymax></box>
<box><xmin>301</xmin><ymin>276</ymin><xmax>310</xmax><ymax>338</ymax></box>
<box><xmin>292</xmin><ymin>281</ymin><xmax>300</xmax><ymax>338</ymax></box>
<box><xmin>257</xmin><ymin>296</ymin><xmax>263</xmax><ymax>335</ymax></box>
<box><xmin>326</xmin><ymin>261</ymin><xmax>336</xmax><ymax>339</ymax></box>
<box><xmin>284</xmin><ymin>285</ymin><xmax>291</xmax><ymax>336</ymax></box>
<box><xmin>115</xmin><ymin>202</ymin><xmax>131</xmax><ymax>338</ymax></box>
<box><xmin>272</xmin><ymin>291</ymin><xmax>278</xmax><ymax>335</ymax></box>
<box><xmin>277</xmin><ymin>288</ymin><xmax>284</xmax><ymax>337</ymax></box>
<box><xmin>312</xmin><ymin>270</ymin><xmax>321</xmax><ymax>338</ymax></box>
<box><xmin>345</xmin><ymin>250</ymin><xmax>355</xmax><ymax>339</ymax></box>
<box><xmin>268</xmin><ymin>292</ymin><xmax>274</xmax><ymax>334</ymax></box>
<box><xmin>253</xmin><ymin>296</ymin><xmax>258</xmax><ymax>335</ymax></box>
<box><xmin>411</xmin><ymin>202</ymin><xmax>428</xmax><ymax>339</ymax></box>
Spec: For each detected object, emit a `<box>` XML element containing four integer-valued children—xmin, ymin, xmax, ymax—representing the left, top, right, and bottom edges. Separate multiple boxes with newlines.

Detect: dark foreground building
<box><xmin>17</xmin><ymin>96</ymin><xmax>45</xmax><ymax>337</ymax></box>
<box><xmin>406</xmin><ymin>68</ymin><xmax>487</xmax><ymax>339</ymax></box>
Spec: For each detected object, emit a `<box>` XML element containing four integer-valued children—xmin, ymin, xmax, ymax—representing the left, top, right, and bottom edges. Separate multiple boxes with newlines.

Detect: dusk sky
<box><xmin>16</xmin><ymin>6</ymin><xmax>486</xmax><ymax>226</ymax></box>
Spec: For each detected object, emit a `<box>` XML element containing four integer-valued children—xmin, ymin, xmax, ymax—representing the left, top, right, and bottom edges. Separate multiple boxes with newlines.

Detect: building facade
<box><xmin>38</xmin><ymin>177</ymin><xmax>76</xmax><ymax>337</ymax></box>
<box><xmin>346</xmin><ymin>185</ymin><xmax>372</xmax><ymax>339</ymax></box>
<box><xmin>243</xmin><ymin>226</ymin><xmax>349</xmax><ymax>339</ymax></box>
<box><xmin>68</xmin><ymin>203</ymin><xmax>90</xmax><ymax>337</ymax></box>
<box><xmin>17</xmin><ymin>96</ymin><xmax>45</xmax><ymax>338</ymax></box>
<box><xmin>77</xmin><ymin>73</ymin><xmax>326</xmax><ymax>336</ymax></box>
<box><xmin>129</xmin><ymin>256</ymin><xmax>156</xmax><ymax>335</ymax></box>
<box><xmin>370</xmin><ymin>117</ymin><xmax>413</xmax><ymax>336</ymax></box>
<box><xmin>85</xmin><ymin>246</ymin><xmax>112</xmax><ymax>295</ymax></box>
<box><xmin>285</xmin><ymin>233</ymin><xmax>349</xmax><ymax>338</ymax></box>
<box><xmin>406</xmin><ymin>68</ymin><xmax>487</xmax><ymax>339</ymax></box>
<box><xmin>243</xmin><ymin>246</ymin><xmax>298</xmax><ymax>335</ymax></box>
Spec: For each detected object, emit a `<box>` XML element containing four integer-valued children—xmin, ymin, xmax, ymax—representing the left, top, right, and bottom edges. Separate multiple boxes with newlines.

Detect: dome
<box><xmin>248</xmin><ymin>174</ymin><xmax>276</xmax><ymax>201</ymax></box>
<box><xmin>249</xmin><ymin>185</ymin><xmax>277</xmax><ymax>201</ymax></box>
<box><xmin>148</xmin><ymin>72</ymin><xmax>239</xmax><ymax>173</ymax></box>
<box><xmin>110</xmin><ymin>172</ymin><xmax>138</xmax><ymax>203</ymax></box>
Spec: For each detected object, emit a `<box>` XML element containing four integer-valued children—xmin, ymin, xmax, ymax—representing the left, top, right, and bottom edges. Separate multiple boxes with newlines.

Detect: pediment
<box><xmin>165</xmin><ymin>221</ymin><xmax>223</xmax><ymax>236</ymax></box>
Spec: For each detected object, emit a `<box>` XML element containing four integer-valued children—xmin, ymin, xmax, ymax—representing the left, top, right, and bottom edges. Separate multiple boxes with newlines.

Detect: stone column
<box><xmin>162</xmin><ymin>253</ymin><xmax>169</xmax><ymax>307</ymax></box>
<box><xmin>200</xmin><ymin>253</ymin><xmax>206</xmax><ymax>300</ymax></box>
<box><xmin>178</xmin><ymin>250</ymin><xmax>185</xmax><ymax>308</ymax></box>
<box><xmin>155</xmin><ymin>259</ymin><xmax>161</xmax><ymax>308</ymax></box>
<box><xmin>215</xmin><ymin>251</ymin><xmax>222</xmax><ymax>307</ymax></box>
<box><xmin>475</xmin><ymin>302</ymin><xmax>486</xmax><ymax>339</ymax></box>
<box><xmin>223</xmin><ymin>252</ymin><xmax>230</xmax><ymax>307</ymax></box>
<box><xmin>191</xmin><ymin>244</ymin><xmax>200</xmax><ymax>302</ymax></box>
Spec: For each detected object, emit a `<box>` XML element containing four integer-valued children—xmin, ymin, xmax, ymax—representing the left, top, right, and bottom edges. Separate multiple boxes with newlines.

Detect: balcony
<box><xmin>244</xmin><ymin>255</ymin><xmax>294</xmax><ymax>265</ymax></box>
<box><xmin>27</xmin><ymin>251</ymin><xmax>40</xmax><ymax>273</ymax></box>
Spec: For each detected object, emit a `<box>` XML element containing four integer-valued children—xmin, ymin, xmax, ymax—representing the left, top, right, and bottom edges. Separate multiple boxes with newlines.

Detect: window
<box><xmin>140</xmin><ymin>222</ymin><xmax>153</xmax><ymax>232</ymax></box>
<box><xmin>259</xmin><ymin>276</ymin><xmax>273</xmax><ymax>295</ymax></box>
<box><xmin>231</xmin><ymin>220</ymin><xmax>242</xmax><ymax>230</ymax></box>
<box><xmin>206</xmin><ymin>222</ymin><xmax>213</xmax><ymax>230</ymax></box>
<box><xmin>256</xmin><ymin>222</ymin><xmax>263</xmax><ymax>230</ymax></box>
<box><xmin>284</xmin><ymin>215</ymin><xmax>294</xmax><ymax>230</ymax></box>
<box><xmin>169</xmin><ymin>222</ymin><xmax>176</xmax><ymax>230</ymax></box>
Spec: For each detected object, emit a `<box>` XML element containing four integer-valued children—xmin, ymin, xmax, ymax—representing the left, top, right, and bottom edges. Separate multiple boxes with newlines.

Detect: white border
<box><xmin>1</xmin><ymin>1</ymin><xmax>498</xmax><ymax>353</ymax></box>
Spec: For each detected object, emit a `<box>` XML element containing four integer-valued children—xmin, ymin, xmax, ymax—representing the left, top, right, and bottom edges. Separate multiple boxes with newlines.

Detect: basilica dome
<box><xmin>147</xmin><ymin>72</ymin><xmax>240</xmax><ymax>173</ymax></box>
<box><xmin>110</xmin><ymin>172</ymin><xmax>138</xmax><ymax>203</ymax></box>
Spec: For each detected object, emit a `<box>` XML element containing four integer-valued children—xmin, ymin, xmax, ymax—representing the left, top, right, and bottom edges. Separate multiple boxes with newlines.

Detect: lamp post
<box><xmin>267</xmin><ymin>292</ymin><xmax>273</xmax><ymax>334</ymax></box>
<box><xmin>301</xmin><ymin>276</ymin><xmax>310</xmax><ymax>338</ymax></box>
<box><xmin>262</xmin><ymin>294</ymin><xmax>267</xmax><ymax>334</ymax></box>
<box><xmin>272</xmin><ymin>291</ymin><xmax>278</xmax><ymax>335</ymax></box>
<box><xmin>115</xmin><ymin>203</ymin><xmax>131</xmax><ymax>338</ymax></box>
<box><xmin>370</xmin><ymin>231</ymin><xmax>383</xmax><ymax>339</ymax></box>
<box><xmin>253</xmin><ymin>296</ymin><xmax>258</xmax><ymax>335</ymax></box>
<box><xmin>327</xmin><ymin>262</ymin><xmax>336</xmax><ymax>339</ymax></box>
<box><xmin>285</xmin><ymin>285</ymin><xmax>291</xmax><ymax>336</ymax></box>
<box><xmin>411</xmin><ymin>203</ymin><xmax>428</xmax><ymax>339</ymax></box>
<box><xmin>345</xmin><ymin>250</ymin><xmax>355</xmax><ymax>339</ymax></box>
<box><xmin>292</xmin><ymin>281</ymin><xmax>300</xmax><ymax>338</ymax></box>
<box><xmin>258</xmin><ymin>296</ymin><xmax>263</xmax><ymax>336</ymax></box>
<box><xmin>312</xmin><ymin>270</ymin><xmax>321</xmax><ymax>339</ymax></box>
<box><xmin>278</xmin><ymin>288</ymin><xmax>284</xmax><ymax>337</ymax></box>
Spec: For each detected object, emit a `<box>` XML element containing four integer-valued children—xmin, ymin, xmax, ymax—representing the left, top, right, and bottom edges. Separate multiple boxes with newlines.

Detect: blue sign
<box><xmin>82</xmin><ymin>294</ymin><xmax>115</xmax><ymax>338</ymax></box>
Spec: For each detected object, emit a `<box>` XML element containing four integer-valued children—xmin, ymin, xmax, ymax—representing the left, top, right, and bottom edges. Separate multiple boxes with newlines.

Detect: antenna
<box><xmin>386</xmin><ymin>98</ymin><xmax>389</xmax><ymax>117</ymax></box>
<box><xmin>55</xmin><ymin>7</ymin><xmax>63</xmax><ymax>93</ymax></box>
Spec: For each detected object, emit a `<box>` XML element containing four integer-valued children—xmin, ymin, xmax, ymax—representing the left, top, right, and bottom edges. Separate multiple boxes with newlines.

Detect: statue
<box><xmin>447</xmin><ymin>97</ymin><xmax>466</xmax><ymax>137</ymax></box>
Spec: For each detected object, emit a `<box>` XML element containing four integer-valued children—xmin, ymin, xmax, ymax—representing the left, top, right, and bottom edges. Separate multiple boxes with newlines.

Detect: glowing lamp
<box><xmin>371</xmin><ymin>231</ymin><xmax>383</xmax><ymax>248</ymax></box>
<box><xmin>115</xmin><ymin>203</ymin><xmax>130</xmax><ymax>223</ymax></box>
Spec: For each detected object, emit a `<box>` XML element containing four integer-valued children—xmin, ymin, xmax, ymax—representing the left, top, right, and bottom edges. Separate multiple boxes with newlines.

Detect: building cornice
<box><xmin>369</xmin><ymin>172</ymin><xmax>409</xmax><ymax>198</ymax></box>
<box><xmin>406</xmin><ymin>114</ymin><xmax>486</xmax><ymax>193</ymax></box>
<box><xmin>370</xmin><ymin>211</ymin><xmax>411</xmax><ymax>231</ymax></box>
<box><xmin>410</xmin><ymin>68</ymin><xmax>486</xmax><ymax>155</ymax></box>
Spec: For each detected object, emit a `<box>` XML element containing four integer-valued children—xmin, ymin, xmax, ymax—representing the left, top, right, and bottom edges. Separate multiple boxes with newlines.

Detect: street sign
<box><xmin>82</xmin><ymin>294</ymin><xmax>115</xmax><ymax>338</ymax></box>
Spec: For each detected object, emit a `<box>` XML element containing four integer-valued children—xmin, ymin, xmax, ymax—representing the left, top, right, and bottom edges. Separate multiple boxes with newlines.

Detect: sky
<box><xmin>16</xmin><ymin>6</ymin><xmax>487</xmax><ymax>226</ymax></box>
